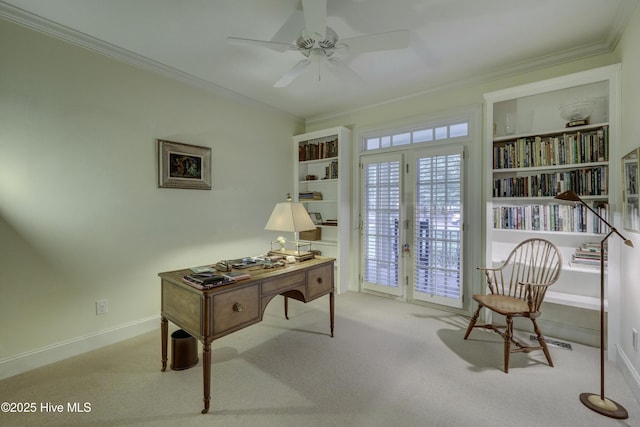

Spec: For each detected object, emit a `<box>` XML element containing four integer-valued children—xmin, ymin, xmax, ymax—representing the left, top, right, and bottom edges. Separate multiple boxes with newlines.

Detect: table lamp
<box><xmin>264</xmin><ymin>194</ymin><xmax>316</xmax><ymax>257</ymax></box>
<box><xmin>554</xmin><ymin>190</ymin><xmax>632</xmax><ymax>419</ymax></box>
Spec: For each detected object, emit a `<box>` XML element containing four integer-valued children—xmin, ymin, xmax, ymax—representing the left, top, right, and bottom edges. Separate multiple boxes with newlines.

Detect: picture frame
<box><xmin>309</xmin><ymin>212</ymin><xmax>323</xmax><ymax>225</ymax></box>
<box><xmin>157</xmin><ymin>139</ymin><xmax>212</xmax><ymax>190</ymax></box>
<box><xmin>622</xmin><ymin>147</ymin><xmax>639</xmax><ymax>232</ymax></box>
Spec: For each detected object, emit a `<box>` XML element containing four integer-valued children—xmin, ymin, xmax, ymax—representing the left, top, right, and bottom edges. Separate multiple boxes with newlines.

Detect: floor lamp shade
<box><xmin>264</xmin><ymin>201</ymin><xmax>316</xmax><ymax>233</ymax></box>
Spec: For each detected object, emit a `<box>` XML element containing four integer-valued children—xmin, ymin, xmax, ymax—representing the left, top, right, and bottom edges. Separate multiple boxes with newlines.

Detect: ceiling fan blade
<box><xmin>227</xmin><ymin>36</ymin><xmax>295</xmax><ymax>53</ymax></box>
<box><xmin>339</xmin><ymin>29</ymin><xmax>410</xmax><ymax>55</ymax></box>
<box><xmin>301</xmin><ymin>0</ymin><xmax>326</xmax><ymax>40</ymax></box>
<box><xmin>270</xmin><ymin>9</ymin><xmax>305</xmax><ymax>44</ymax></box>
<box><xmin>274</xmin><ymin>59</ymin><xmax>311</xmax><ymax>87</ymax></box>
<box><xmin>327</xmin><ymin>57</ymin><xmax>361</xmax><ymax>84</ymax></box>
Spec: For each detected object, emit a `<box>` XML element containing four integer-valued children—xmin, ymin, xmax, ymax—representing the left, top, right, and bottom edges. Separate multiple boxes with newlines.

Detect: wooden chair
<box><xmin>464</xmin><ymin>238</ymin><xmax>562</xmax><ymax>373</ymax></box>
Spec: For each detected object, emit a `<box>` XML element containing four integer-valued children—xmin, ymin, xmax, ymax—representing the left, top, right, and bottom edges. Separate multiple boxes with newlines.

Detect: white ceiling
<box><xmin>1</xmin><ymin>0</ymin><xmax>638</xmax><ymax>120</ymax></box>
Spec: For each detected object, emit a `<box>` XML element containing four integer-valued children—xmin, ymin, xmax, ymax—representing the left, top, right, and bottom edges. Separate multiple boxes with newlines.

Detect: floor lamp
<box><xmin>555</xmin><ymin>190</ymin><xmax>632</xmax><ymax>420</ymax></box>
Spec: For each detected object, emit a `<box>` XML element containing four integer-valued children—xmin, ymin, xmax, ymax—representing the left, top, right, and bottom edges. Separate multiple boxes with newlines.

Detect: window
<box><xmin>363</xmin><ymin>122</ymin><xmax>469</xmax><ymax>153</ymax></box>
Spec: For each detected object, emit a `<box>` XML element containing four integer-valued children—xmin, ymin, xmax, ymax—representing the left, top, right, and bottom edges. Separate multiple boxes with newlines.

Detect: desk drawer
<box><xmin>307</xmin><ymin>264</ymin><xmax>333</xmax><ymax>299</ymax></box>
<box><xmin>213</xmin><ymin>285</ymin><xmax>260</xmax><ymax>336</ymax></box>
<box><xmin>261</xmin><ymin>271</ymin><xmax>305</xmax><ymax>295</ymax></box>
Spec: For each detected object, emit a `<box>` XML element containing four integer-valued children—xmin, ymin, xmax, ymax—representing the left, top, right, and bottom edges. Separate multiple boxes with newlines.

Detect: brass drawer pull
<box><xmin>233</xmin><ymin>303</ymin><xmax>244</xmax><ymax>312</ymax></box>
<box><xmin>317</xmin><ymin>277</ymin><xmax>324</xmax><ymax>284</ymax></box>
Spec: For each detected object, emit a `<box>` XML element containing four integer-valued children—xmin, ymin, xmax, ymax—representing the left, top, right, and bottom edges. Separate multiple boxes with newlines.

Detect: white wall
<box><xmin>615</xmin><ymin>5</ymin><xmax>640</xmax><ymax>398</ymax></box>
<box><xmin>0</xmin><ymin>19</ymin><xmax>303</xmax><ymax>377</ymax></box>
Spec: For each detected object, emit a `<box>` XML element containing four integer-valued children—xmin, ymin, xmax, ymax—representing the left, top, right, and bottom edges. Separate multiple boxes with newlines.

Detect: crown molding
<box><xmin>305</xmin><ymin>36</ymin><xmax>617</xmax><ymax>126</ymax></box>
<box><xmin>0</xmin><ymin>1</ymin><xmax>302</xmax><ymax>121</ymax></box>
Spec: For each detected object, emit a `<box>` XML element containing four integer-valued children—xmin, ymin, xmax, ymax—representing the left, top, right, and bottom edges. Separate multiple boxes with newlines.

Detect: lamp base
<box><xmin>579</xmin><ymin>393</ymin><xmax>628</xmax><ymax>419</ymax></box>
<box><xmin>268</xmin><ymin>250</ymin><xmax>314</xmax><ymax>262</ymax></box>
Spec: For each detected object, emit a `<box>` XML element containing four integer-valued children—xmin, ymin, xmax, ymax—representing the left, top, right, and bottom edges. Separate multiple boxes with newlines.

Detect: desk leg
<box><xmin>161</xmin><ymin>317</ymin><xmax>168</xmax><ymax>372</ymax></box>
<box><xmin>201</xmin><ymin>342</ymin><xmax>211</xmax><ymax>414</ymax></box>
<box><xmin>330</xmin><ymin>292</ymin><xmax>334</xmax><ymax>337</ymax></box>
<box><xmin>284</xmin><ymin>296</ymin><xmax>289</xmax><ymax>319</ymax></box>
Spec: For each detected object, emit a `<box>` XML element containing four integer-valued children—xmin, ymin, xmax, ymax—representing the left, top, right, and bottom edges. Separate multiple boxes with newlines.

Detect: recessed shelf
<box><xmin>299</xmin><ymin>178</ymin><xmax>339</xmax><ymax>184</ymax></box>
<box><xmin>493</xmin><ymin>122</ymin><xmax>609</xmax><ymax>142</ymax></box>
<box><xmin>545</xmin><ymin>291</ymin><xmax>605</xmax><ymax>311</ymax></box>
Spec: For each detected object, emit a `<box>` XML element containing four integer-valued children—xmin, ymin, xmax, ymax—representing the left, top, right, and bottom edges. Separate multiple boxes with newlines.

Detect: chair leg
<box><xmin>531</xmin><ymin>319</ymin><xmax>554</xmax><ymax>367</ymax></box>
<box><xmin>464</xmin><ymin>305</ymin><xmax>482</xmax><ymax>339</ymax></box>
<box><xmin>504</xmin><ymin>316</ymin><xmax>513</xmax><ymax>373</ymax></box>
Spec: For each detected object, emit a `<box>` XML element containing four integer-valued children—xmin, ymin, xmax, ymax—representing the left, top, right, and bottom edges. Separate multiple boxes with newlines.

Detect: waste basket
<box><xmin>170</xmin><ymin>329</ymin><xmax>199</xmax><ymax>370</ymax></box>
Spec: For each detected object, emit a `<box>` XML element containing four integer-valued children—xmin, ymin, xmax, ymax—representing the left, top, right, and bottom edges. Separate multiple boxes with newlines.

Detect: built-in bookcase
<box><xmin>483</xmin><ymin>64</ymin><xmax>621</xmax><ymax>347</ymax></box>
<box><xmin>492</xmin><ymin>123</ymin><xmax>610</xmax><ymax>234</ymax></box>
<box><xmin>293</xmin><ymin>126</ymin><xmax>351</xmax><ymax>293</ymax></box>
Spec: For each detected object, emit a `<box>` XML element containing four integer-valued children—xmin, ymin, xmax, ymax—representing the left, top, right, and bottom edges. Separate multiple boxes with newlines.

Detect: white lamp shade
<box><xmin>264</xmin><ymin>202</ymin><xmax>316</xmax><ymax>232</ymax></box>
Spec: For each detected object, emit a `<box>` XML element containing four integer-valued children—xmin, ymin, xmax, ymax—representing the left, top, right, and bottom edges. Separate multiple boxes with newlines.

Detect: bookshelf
<box><xmin>293</xmin><ymin>126</ymin><xmax>352</xmax><ymax>294</ymax></box>
<box><xmin>483</xmin><ymin>64</ymin><xmax>621</xmax><ymax>346</ymax></box>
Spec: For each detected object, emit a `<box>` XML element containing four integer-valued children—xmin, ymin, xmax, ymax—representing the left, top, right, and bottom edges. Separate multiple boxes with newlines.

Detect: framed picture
<box><xmin>622</xmin><ymin>147</ymin><xmax>639</xmax><ymax>232</ymax></box>
<box><xmin>157</xmin><ymin>139</ymin><xmax>212</xmax><ymax>190</ymax></box>
<box><xmin>309</xmin><ymin>212</ymin><xmax>323</xmax><ymax>225</ymax></box>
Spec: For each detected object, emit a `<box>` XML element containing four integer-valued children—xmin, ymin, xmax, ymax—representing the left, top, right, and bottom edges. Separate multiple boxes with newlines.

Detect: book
<box><xmin>223</xmin><ymin>271</ymin><xmax>251</xmax><ymax>281</ymax></box>
<box><xmin>182</xmin><ymin>273</ymin><xmax>234</xmax><ymax>289</ymax></box>
<box><xmin>299</xmin><ymin>191</ymin><xmax>323</xmax><ymax>200</ymax></box>
<box><xmin>569</xmin><ymin>242</ymin><xmax>607</xmax><ymax>269</ymax></box>
<box><xmin>190</xmin><ymin>265</ymin><xmax>215</xmax><ymax>273</ymax></box>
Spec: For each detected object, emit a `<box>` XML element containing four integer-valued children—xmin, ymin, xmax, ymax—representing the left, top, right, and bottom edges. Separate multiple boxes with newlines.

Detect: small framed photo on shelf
<box><xmin>309</xmin><ymin>212</ymin><xmax>323</xmax><ymax>225</ymax></box>
<box><xmin>622</xmin><ymin>147</ymin><xmax>639</xmax><ymax>232</ymax></box>
<box><xmin>158</xmin><ymin>139</ymin><xmax>212</xmax><ymax>190</ymax></box>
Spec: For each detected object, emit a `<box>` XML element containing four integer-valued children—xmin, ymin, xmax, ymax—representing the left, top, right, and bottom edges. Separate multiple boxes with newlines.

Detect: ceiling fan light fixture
<box><xmin>228</xmin><ymin>0</ymin><xmax>409</xmax><ymax>88</ymax></box>
<box><xmin>297</xmin><ymin>36</ymin><xmax>315</xmax><ymax>50</ymax></box>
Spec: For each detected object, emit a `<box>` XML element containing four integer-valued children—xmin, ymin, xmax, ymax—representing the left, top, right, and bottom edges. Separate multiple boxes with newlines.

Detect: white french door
<box><xmin>360</xmin><ymin>148</ymin><xmax>464</xmax><ymax>308</ymax></box>
<box><xmin>409</xmin><ymin>147</ymin><xmax>464</xmax><ymax>308</ymax></box>
<box><xmin>360</xmin><ymin>153</ymin><xmax>404</xmax><ymax>296</ymax></box>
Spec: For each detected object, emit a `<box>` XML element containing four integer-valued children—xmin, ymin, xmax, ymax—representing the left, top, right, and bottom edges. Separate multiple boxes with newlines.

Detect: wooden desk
<box><xmin>159</xmin><ymin>257</ymin><xmax>335</xmax><ymax>414</ymax></box>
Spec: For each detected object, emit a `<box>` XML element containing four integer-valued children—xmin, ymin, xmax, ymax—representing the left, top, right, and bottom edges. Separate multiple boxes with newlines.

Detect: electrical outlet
<box><xmin>96</xmin><ymin>299</ymin><xmax>108</xmax><ymax>315</ymax></box>
<box><xmin>633</xmin><ymin>328</ymin><xmax>638</xmax><ymax>353</ymax></box>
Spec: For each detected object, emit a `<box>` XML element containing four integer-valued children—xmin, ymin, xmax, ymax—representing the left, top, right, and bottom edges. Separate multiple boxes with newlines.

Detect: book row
<box><xmin>298</xmin><ymin>138</ymin><xmax>338</xmax><ymax>161</ymax></box>
<box><xmin>492</xmin><ymin>203</ymin><xmax>609</xmax><ymax>233</ymax></box>
<box><xmin>299</xmin><ymin>191</ymin><xmax>323</xmax><ymax>200</ymax></box>
<box><xmin>493</xmin><ymin>166</ymin><xmax>607</xmax><ymax>198</ymax></box>
<box><xmin>493</xmin><ymin>126</ymin><xmax>608</xmax><ymax>169</ymax></box>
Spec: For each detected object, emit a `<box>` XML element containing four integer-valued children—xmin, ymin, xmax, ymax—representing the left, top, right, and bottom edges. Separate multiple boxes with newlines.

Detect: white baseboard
<box><xmin>0</xmin><ymin>315</ymin><xmax>160</xmax><ymax>381</ymax></box>
<box><xmin>615</xmin><ymin>344</ymin><xmax>640</xmax><ymax>403</ymax></box>
<box><xmin>536</xmin><ymin>319</ymin><xmax>598</xmax><ymax>347</ymax></box>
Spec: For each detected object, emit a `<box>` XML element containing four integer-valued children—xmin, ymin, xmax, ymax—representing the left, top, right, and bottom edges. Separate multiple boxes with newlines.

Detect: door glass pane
<box><xmin>414</xmin><ymin>152</ymin><xmax>463</xmax><ymax>306</ymax></box>
<box><xmin>362</xmin><ymin>159</ymin><xmax>401</xmax><ymax>289</ymax></box>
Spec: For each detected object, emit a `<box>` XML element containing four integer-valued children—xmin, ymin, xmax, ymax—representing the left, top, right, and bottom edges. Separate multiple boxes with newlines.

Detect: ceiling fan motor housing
<box><xmin>297</xmin><ymin>27</ymin><xmax>338</xmax><ymax>52</ymax></box>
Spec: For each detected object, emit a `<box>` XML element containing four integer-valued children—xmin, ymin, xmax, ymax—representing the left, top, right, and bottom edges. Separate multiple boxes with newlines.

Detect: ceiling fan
<box><xmin>227</xmin><ymin>0</ymin><xmax>410</xmax><ymax>87</ymax></box>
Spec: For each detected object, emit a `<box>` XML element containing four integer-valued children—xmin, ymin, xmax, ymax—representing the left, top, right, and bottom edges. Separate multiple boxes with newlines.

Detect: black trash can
<box><xmin>170</xmin><ymin>329</ymin><xmax>199</xmax><ymax>370</ymax></box>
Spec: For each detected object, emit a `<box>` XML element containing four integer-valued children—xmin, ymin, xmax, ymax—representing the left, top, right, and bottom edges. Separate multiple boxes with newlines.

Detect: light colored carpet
<box><xmin>1</xmin><ymin>291</ymin><xmax>638</xmax><ymax>427</ymax></box>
